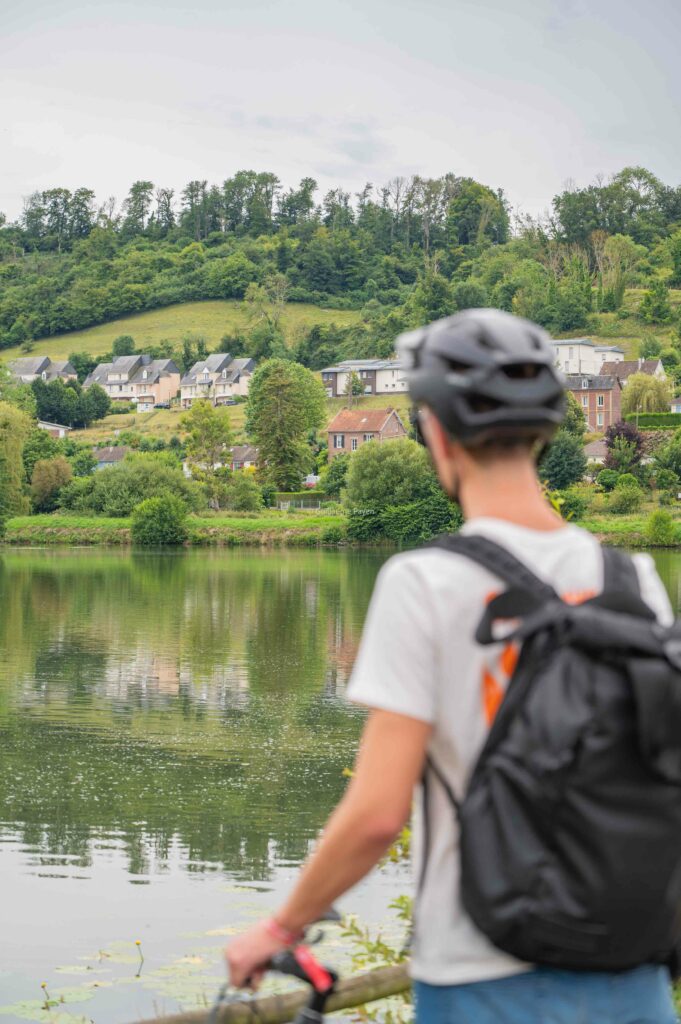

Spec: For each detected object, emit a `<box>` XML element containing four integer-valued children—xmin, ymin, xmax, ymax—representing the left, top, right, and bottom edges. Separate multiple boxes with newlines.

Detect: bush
<box><xmin>616</xmin><ymin>473</ymin><xmax>639</xmax><ymax>489</ymax></box>
<box><xmin>646</xmin><ymin>509</ymin><xmax>677</xmax><ymax>546</ymax></box>
<box><xmin>347</xmin><ymin>508</ymin><xmax>384</xmax><ymax>541</ymax></box>
<box><xmin>345</xmin><ymin>439</ymin><xmax>436</xmax><ymax>510</ymax></box>
<box><xmin>558</xmin><ymin>484</ymin><xmax>591</xmax><ymax>519</ymax></box>
<box><xmin>222</xmin><ymin>473</ymin><xmax>264</xmax><ymax>512</ymax></box>
<box><xmin>321</xmin><ymin>524</ymin><xmax>347</xmax><ymax>544</ymax></box>
<box><xmin>131</xmin><ymin>495</ymin><xmax>189</xmax><ymax>546</ymax></box>
<box><xmin>597</xmin><ymin>469</ymin><xmax>620</xmax><ymax>492</ymax></box>
<box><xmin>58</xmin><ymin>453</ymin><xmax>204</xmax><ymax>517</ymax></box>
<box><xmin>609</xmin><ymin>480</ymin><xmax>644</xmax><ymax>514</ymax></box>
<box><xmin>381</xmin><ymin>491</ymin><xmax>462</xmax><ymax>543</ymax></box>
<box><xmin>31</xmin><ymin>456</ymin><xmax>73</xmax><ymax>512</ymax></box>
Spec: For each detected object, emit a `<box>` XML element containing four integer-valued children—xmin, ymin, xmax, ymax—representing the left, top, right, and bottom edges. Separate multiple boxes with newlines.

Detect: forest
<box><xmin>1</xmin><ymin>166</ymin><xmax>681</xmax><ymax>366</ymax></box>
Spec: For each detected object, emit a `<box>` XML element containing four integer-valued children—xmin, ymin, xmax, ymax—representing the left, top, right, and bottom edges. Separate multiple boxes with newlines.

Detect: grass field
<box><xmin>76</xmin><ymin>392</ymin><xmax>414</xmax><ymax>444</ymax></box>
<box><xmin>0</xmin><ymin>300</ymin><xmax>361</xmax><ymax>363</ymax></box>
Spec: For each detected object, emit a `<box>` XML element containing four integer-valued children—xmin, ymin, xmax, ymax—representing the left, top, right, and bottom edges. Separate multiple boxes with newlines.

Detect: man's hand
<box><xmin>224</xmin><ymin>920</ymin><xmax>288</xmax><ymax>989</ymax></box>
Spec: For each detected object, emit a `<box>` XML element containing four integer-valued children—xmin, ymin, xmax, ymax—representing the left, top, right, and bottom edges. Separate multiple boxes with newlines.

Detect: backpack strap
<box><xmin>426</xmin><ymin>533</ymin><xmax>558</xmax><ymax>602</ymax></box>
<box><xmin>601</xmin><ymin>546</ymin><xmax>641</xmax><ymax>597</ymax></box>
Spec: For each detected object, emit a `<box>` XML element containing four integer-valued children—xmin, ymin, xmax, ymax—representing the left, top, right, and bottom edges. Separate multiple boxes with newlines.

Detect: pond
<box><xmin>0</xmin><ymin>548</ymin><xmax>403</xmax><ymax>1024</ymax></box>
<box><xmin>2</xmin><ymin>545</ymin><xmax>680</xmax><ymax>1023</ymax></box>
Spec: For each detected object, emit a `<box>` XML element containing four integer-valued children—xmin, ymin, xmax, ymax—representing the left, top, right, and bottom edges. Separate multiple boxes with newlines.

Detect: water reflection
<box><xmin>0</xmin><ymin>548</ymin><xmax>385</xmax><ymax>883</ymax></box>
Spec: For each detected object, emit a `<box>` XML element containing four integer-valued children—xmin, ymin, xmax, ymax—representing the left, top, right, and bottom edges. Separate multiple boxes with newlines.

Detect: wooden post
<box><xmin>133</xmin><ymin>963</ymin><xmax>410</xmax><ymax>1024</ymax></box>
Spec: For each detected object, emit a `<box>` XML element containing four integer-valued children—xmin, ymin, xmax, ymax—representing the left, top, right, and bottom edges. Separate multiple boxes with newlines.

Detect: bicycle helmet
<box><xmin>396</xmin><ymin>308</ymin><xmax>565</xmax><ymax>446</ymax></box>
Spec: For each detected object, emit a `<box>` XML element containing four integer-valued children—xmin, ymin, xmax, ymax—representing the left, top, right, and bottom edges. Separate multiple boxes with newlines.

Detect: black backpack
<box><xmin>421</xmin><ymin>533</ymin><xmax>681</xmax><ymax>972</ymax></box>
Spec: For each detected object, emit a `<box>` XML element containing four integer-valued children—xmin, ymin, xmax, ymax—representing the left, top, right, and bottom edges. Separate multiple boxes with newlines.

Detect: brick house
<box><xmin>564</xmin><ymin>374</ymin><xmax>622</xmax><ymax>432</ymax></box>
<box><xmin>326</xmin><ymin>408</ymin><xmax>407</xmax><ymax>461</ymax></box>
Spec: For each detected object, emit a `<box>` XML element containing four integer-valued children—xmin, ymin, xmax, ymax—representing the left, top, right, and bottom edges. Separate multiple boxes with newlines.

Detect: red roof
<box><xmin>326</xmin><ymin>408</ymin><xmax>402</xmax><ymax>433</ymax></box>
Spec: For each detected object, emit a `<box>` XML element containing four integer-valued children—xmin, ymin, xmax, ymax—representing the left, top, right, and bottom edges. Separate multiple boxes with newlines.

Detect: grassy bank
<box><xmin>2</xmin><ymin>300</ymin><xmax>361</xmax><ymax>363</ymax></box>
<box><xmin>5</xmin><ymin>510</ymin><xmax>348</xmax><ymax>547</ymax></box>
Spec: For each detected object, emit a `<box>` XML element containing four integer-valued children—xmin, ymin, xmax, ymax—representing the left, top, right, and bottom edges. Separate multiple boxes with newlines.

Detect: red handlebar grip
<box><xmin>293</xmin><ymin>946</ymin><xmax>334</xmax><ymax>992</ymax></box>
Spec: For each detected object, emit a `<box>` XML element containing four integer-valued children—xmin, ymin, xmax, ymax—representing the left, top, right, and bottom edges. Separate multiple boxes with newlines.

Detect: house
<box><xmin>229</xmin><ymin>445</ymin><xmax>259</xmax><ymax>470</ymax></box>
<box><xmin>180</xmin><ymin>354</ymin><xmax>256</xmax><ymax>408</ymax></box>
<box><xmin>599</xmin><ymin>358</ymin><xmax>666</xmax><ymax>386</ymax></box>
<box><xmin>37</xmin><ymin>420</ymin><xmax>72</xmax><ymax>439</ymax></box>
<box><xmin>84</xmin><ymin>355</ymin><xmax>180</xmax><ymax>410</ymax></box>
<box><xmin>564</xmin><ymin>374</ymin><xmax>622</xmax><ymax>432</ymax></box>
<box><xmin>9</xmin><ymin>356</ymin><xmax>78</xmax><ymax>384</ymax></box>
<box><xmin>94</xmin><ymin>445</ymin><xmax>130</xmax><ymax>471</ymax></box>
<box><xmin>551</xmin><ymin>340</ymin><xmax>624</xmax><ymax>376</ymax></box>
<box><xmin>584</xmin><ymin>439</ymin><xmax>607</xmax><ymax>465</ymax></box>
<box><xmin>320</xmin><ymin>359</ymin><xmax>406</xmax><ymax>398</ymax></box>
<box><xmin>671</xmin><ymin>399</ymin><xmax>681</xmax><ymax>414</ymax></box>
<box><xmin>326</xmin><ymin>408</ymin><xmax>407</xmax><ymax>461</ymax></box>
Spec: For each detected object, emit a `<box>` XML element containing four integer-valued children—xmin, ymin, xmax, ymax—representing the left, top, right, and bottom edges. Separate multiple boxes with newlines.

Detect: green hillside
<box><xmin>0</xmin><ymin>300</ymin><xmax>361</xmax><ymax>363</ymax></box>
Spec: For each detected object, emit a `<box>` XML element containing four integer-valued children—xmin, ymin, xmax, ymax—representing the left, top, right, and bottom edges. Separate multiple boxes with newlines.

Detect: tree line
<box><xmin>1</xmin><ymin>165</ymin><xmax>680</xmax><ymax>353</ymax></box>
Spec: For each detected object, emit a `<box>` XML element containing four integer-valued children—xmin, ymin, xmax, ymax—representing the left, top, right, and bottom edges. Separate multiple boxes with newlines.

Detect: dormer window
<box><xmin>143</xmin><ymin>370</ymin><xmax>148</xmax><ymax>379</ymax></box>
<box><xmin>203</xmin><ymin>371</ymin><xmax>210</xmax><ymax>381</ymax></box>
<box><xmin>222</xmin><ymin>369</ymin><xmax>227</xmax><ymax>378</ymax></box>
<box><xmin>41</xmin><ymin>371</ymin><xmax>47</xmax><ymax>380</ymax></box>
<box><xmin>581</xmin><ymin>379</ymin><xmax>589</xmax><ymax>389</ymax></box>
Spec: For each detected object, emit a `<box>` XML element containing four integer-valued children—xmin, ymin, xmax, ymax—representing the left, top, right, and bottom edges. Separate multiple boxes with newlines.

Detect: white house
<box><xmin>320</xmin><ymin>359</ymin><xmax>407</xmax><ymax>398</ymax></box>
<box><xmin>180</xmin><ymin>355</ymin><xmax>256</xmax><ymax>408</ymax></box>
<box><xmin>552</xmin><ymin>339</ymin><xmax>624</xmax><ymax>376</ymax></box>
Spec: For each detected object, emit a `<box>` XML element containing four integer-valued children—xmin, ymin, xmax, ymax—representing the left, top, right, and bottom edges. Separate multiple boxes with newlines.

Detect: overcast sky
<box><xmin>2</xmin><ymin>0</ymin><xmax>680</xmax><ymax>223</ymax></box>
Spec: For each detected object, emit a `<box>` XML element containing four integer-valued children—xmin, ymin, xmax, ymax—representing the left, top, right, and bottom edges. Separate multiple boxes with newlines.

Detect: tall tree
<box><xmin>246</xmin><ymin>359</ymin><xmax>326</xmax><ymax>489</ymax></box>
<box><xmin>0</xmin><ymin>401</ymin><xmax>32</xmax><ymax>519</ymax></box>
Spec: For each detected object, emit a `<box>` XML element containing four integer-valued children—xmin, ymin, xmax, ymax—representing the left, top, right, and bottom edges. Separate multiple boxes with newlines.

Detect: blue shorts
<box><xmin>414</xmin><ymin>965</ymin><xmax>677</xmax><ymax>1024</ymax></box>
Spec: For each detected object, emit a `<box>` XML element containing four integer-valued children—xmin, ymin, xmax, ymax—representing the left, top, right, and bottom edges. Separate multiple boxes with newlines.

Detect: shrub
<box><xmin>655</xmin><ymin>468</ymin><xmax>680</xmax><ymax>492</ymax></box>
<box><xmin>381</xmin><ymin>491</ymin><xmax>462</xmax><ymax>543</ymax></box>
<box><xmin>58</xmin><ymin>454</ymin><xmax>204</xmax><ymax>517</ymax></box>
<box><xmin>347</xmin><ymin>508</ymin><xmax>383</xmax><ymax>541</ymax></box>
<box><xmin>131</xmin><ymin>495</ymin><xmax>189</xmax><ymax>546</ymax></box>
<box><xmin>345</xmin><ymin>439</ymin><xmax>436</xmax><ymax>510</ymax></box>
<box><xmin>321</xmin><ymin>524</ymin><xmax>347</xmax><ymax>544</ymax></box>
<box><xmin>597</xmin><ymin>469</ymin><xmax>620</xmax><ymax>492</ymax></box>
<box><xmin>608</xmin><ymin>481</ymin><xmax>644</xmax><ymax>514</ymax></box>
<box><xmin>646</xmin><ymin>509</ymin><xmax>677</xmax><ymax>546</ymax></box>
<box><xmin>222</xmin><ymin>473</ymin><xmax>264</xmax><ymax>512</ymax></box>
<box><xmin>558</xmin><ymin>484</ymin><xmax>591</xmax><ymax>520</ymax></box>
<box><xmin>617</xmin><ymin>473</ymin><xmax>639</xmax><ymax>489</ymax></box>
<box><xmin>31</xmin><ymin>456</ymin><xmax>73</xmax><ymax>512</ymax></box>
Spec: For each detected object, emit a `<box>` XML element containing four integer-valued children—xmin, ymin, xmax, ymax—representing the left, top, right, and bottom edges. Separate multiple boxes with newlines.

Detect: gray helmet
<box><xmin>396</xmin><ymin>308</ymin><xmax>565</xmax><ymax>446</ymax></box>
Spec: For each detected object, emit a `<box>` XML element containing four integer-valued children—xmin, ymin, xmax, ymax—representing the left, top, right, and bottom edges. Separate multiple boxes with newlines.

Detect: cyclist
<box><xmin>226</xmin><ymin>309</ymin><xmax>677</xmax><ymax>1022</ymax></box>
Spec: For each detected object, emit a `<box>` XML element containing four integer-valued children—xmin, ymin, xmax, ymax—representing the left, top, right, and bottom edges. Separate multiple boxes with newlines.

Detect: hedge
<box><xmin>623</xmin><ymin>413</ymin><xmax>681</xmax><ymax>428</ymax></box>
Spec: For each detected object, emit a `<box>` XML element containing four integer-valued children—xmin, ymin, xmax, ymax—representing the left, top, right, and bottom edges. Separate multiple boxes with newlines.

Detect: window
<box><xmin>597</xmin><ymin>394</ymin><xmax>604</xmax><ymax>407</ymax></box>
<box><xmin>597</xmin><ymin>413</ymin><xmax>604</xmax><ymax>427</ymax></box>
<box><xmin>363</xmin><ymin>433</ymin><xmax>374</xmax><ymax>442</ymax></box>
<box><xmin>581</xmin><ymin>379</ymin><xmax>589</xmax><ymax>389</ymax></box>
<box><xmin>581</xmin><ymin>395</ymin><xmax>588</xmax><ymax>408</ymax></box>
<box><xmin>334</xmin><ymin>434</ymin><xmax>344</xmax><ymax>449</ymax></box>
<box><xmin>222</xmin><ymin>369</ymin><xmax>227</xmax><ymax>378</ymax></box>
<box><xmin>143</xmin><ymin>369</ymin><xmax>148</xmax><ymax>379</ymax></box>
<box><xmin>351</xmin><ymin>438</ymin><xmax>358</xmax><ymax>451</ymax></box>
<box><xmin>569</xmin><ymin>347</ymin><xmax>574</xmax><ymax>360</ymax></box>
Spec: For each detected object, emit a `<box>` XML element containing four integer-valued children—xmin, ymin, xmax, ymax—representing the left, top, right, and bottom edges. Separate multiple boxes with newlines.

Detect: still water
<box><xmin>2</xmin><ymin>546</ymin><xmax>681</xmax><ymax>1023</ymax></box>
<box><xmin>0</xmin><ymin>548</ymin><xmax>399</xmax><ymax>1024</ymax></box>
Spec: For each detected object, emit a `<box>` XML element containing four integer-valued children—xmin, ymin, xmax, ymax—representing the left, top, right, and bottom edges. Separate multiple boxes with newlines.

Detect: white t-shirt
<box><xmin>346</xmin><ymin>517</ymin><xmax>674</xmax><ymax>986</ymax></box>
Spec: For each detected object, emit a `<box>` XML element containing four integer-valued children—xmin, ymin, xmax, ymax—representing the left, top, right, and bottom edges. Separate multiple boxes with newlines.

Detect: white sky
<box><xmin>2</xmin><ymin>0</ymin><xmax>680</xmax><ymax>222</ymax></box>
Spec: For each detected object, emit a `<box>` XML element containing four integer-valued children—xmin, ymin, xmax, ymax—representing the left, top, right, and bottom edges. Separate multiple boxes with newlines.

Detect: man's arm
<box><xmin>225</xmin><ymin>708</ymin><xmax>432</xmax><ymax>987</ymax></box>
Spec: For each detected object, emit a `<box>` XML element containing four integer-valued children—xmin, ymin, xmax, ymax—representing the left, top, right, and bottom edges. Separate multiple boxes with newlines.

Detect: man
<box><xmin>227</xmin><ymin>310</ymin><xmax>677</xmax><ymax>1022</ymax></box>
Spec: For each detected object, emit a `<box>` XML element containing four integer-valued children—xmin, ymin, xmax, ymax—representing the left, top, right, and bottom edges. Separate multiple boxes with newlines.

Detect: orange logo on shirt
<box><xmin>481</xmin><ymin>588</ymin><xmax>596</xmax><ymax>726</ymax></box>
